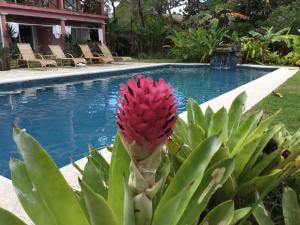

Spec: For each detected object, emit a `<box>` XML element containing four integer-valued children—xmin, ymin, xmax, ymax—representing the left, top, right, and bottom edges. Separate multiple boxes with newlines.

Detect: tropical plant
<box><xmin>106</xmin><ymin>18</ymin><xmax>129</xmax><ymax>56</ymax></box>
<box><xmin>2</xmin><ymin>78</ymin><xmax>300</xmax><ymax>225</ymax></box>
<box><xmin>265</xmin><ymin>51</ymin><xmax>281</xmax><ymax>64</ymax></box>
<box><xmin>248</xmin><ymin>27</ymin><xmax>293</xmax><ymax>47</ymax></box>
<box><xmin>0</xmin><ymin>76</ymin><xmax>240</xmax><ymax>225</ymax></box>
<box><xmin>136</xmin><ymin>17</ymin><xmax>170</xmax><ymax>56</ymax></box>
<box><xmin>167</xmin><ymin>26</ymin><xmax>227</xmax><ymax>62</ymax></box>
<box><xmin>253</xmin><ymin>186</ymin><xmax>300</xmax><ymax>225</ymax></box>
<box><xmin>0</xmin><ymin>43</ymin><xmax>10</xmax><ymax>71</ymax></box>
<box><xmin>167</xmin><ymin>93</ymin><xmax>300</xmax><ymax>222</ymax></box>
<box><xmin>241</xmin><ymin>38</ymin><xmax>268</xmax><ymax>63</ymax></box>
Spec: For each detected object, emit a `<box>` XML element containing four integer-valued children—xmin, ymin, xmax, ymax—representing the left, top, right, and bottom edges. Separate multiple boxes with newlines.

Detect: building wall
<box><xmin>36</xmin><ymin>26</ymin><xmax>61</xmax><ymax>53</ymax></box>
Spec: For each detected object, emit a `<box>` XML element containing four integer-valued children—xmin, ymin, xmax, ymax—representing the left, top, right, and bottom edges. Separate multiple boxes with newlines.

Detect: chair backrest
<box><xmin>49</xmin><ymin>45</ymin><xmax>66</xmax><ymax>58</ymax></box>
<box><xmin>17</xmin><ymin>43</ymin><xmax>36</xmax><ymax>60</ymax></box>
<box><xmin>99</xmin><ymin>44</ymin><xmax>113</xmax><ymax>59</ymax></box>
<box><xmin>79</xmin><ymin>45</ymin><xmax>94</xmax><ymax>58</ymax></box>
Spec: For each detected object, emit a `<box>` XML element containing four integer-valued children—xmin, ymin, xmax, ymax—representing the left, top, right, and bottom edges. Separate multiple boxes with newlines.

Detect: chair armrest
<box><xmin>112</xmin><ymin>52</ymin><xmax>119</xmax><ymax>57</ymax></box>
<box><xmin>35</xmin><ymin>54</ymin><xmax>45</xmax><ymax>59</ymax></box>
<box><xmin>43</xmin><ymin>55</ymin><xmax>56</xmax><ymax>59</ymax></box>
<box><xmin>65</xmin><ymin>53</ymin><xmax>75</xmax><ymax>58</ymax></box>
<box><xmin>15</xmin><ymin>54</ymin><xmax>22</xmax><ymax>59</ymax></box>
<box><xmin>93</xmin><ymin>52</ymin><xmax>102</xmax><ymax>57</ymax></box>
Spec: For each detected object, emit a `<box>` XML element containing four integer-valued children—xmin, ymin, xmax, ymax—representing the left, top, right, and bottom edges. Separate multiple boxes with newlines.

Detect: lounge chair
<box><xmin>79</xmin><ymin>44</ymin><xmax>113</xmax><ymax>64</ymax></box>
<box><xmin>98</xmin><ymin>44</ymin><xmax>132</xmax><ymax>62</ymax></box>
<box><xmin>17</xmin><ymin>43</ymin><xmax>57</xmax><ymax>68</ymax></box>
<box><xmin>48</xmin><ymin>45</ymin><xmax>87</xmax><ymax>67</ymax></box>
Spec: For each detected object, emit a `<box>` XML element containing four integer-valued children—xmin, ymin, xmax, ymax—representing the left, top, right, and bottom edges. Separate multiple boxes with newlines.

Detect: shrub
<box><xmin>167</xmin><ymin>27</ymin><xmax>227</xmax><ymax>62</ymax></box>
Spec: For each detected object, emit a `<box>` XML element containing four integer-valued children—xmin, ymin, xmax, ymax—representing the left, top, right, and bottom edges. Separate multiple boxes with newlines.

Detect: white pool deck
<box><xmin>0</xmin><ymin>63</ymin><xmax>298</xmax><ymax>224</ymax></box>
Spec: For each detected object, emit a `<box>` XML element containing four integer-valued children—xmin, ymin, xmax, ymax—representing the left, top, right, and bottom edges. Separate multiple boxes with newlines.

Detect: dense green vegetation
<box><xmin>103</xmin><ymin>0</ymin><xmax>300</xmax><ymax>65</ymax></box>
<box><xmin>248</xmin><ymin>71</ymin><xmax>300</xmax><ymax>133</ymax></box>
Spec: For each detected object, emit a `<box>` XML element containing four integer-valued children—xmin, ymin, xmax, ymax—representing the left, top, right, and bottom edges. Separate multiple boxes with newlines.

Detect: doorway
<box><xmin>19</xmin><ymin>25</ymin><xmax>35</xmax><ymax>50</ymax></box>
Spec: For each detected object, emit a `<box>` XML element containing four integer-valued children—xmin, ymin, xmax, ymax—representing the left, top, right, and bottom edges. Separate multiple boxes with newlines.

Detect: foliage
<box><xmin>106</xmin><ymin>18</ymin><xmax>129</xmax><ymax>55</ymax></box>
<box><xmin>167</xmin><ymin>26</ymin><xmax>227</xmax><ymax>62</ymax></box>
<box><xmin>241</xmin><ymin>38</ymin><xmax>267</xmax><ymax>63</ymax></box>
<box><xmin>2</xmin><ymin>92</ymin><xmax>300</xmax><ymax>224</ymax></box>
<box><xmin>248</xmin><ymin>27</ymin><xmax>292</xmax><ymax>47</ymax></box>
<box><xmin>136</xmin><ymin>17</ymin><xmax>170</xmax><ymax>56</ymax></box>
<box><xmin>0</xmin><ymin>43</ymin><xmax>11</xmax><ymax>71</ymax></box>
<box><xmin>1</xmin><ymin>128</ymin><xmax>236</xmax><ymax>225</ymax></box>
<box><xmin>241</xmin><ymin>27</ymin><xmax>300</xmax><ymax>64</ymax></box>
<box><xmin>0</xmin><ymin>43</ymin><xmax>9</xmax><ymax>58</ymax></box>
<box><xmin>63</xmin><ymin>35</ymin><xmax>83</xmax><ymax>57</ymax></box>
<box><xmin>168</xmin><ymin>93</ymin><xmax>300</xmax><ymax>223</ymax></box>
<box><xmin>253</xmin><ymin>186</ymin><xmax>300</xmax><ymax>225</ymax></box>
<box><xmin>262</xmin><ymin>2</ymin><xmax>300</xmax><ymax>32</ymax></box>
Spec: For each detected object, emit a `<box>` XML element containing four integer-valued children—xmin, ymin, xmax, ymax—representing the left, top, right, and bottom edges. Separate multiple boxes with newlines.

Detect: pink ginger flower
<box><xmin>117</xmin><ymin>75</ymin><xmax>177</xmax><ymax>159</ymax></box>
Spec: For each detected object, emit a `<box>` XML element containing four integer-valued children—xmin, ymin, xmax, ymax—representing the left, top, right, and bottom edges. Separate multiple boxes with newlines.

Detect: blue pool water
<box><xmin>0</xmin><ymin>66</ymin><xmax>273</xmax><ymax>177</ymax></box>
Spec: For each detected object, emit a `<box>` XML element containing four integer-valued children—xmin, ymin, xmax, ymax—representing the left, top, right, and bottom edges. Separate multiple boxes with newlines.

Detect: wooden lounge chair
<box><xmin>17</xmin><ymin>43</ymin><xmax>57</xmax><ymax>68</ymax></box>
<box><xmin>48</xmin><ymin>45</ymin><xmax>87</xmax><ymax>67</ymax></box>
<box><xmin>98</xmin><ymin>44</ymin><xmax>132</xmax><ymax>62</ymax></box>
<box><xmin>79</xmin><ymin>44</ymin><xmax>113</xmax><ymax>64</ymax></box>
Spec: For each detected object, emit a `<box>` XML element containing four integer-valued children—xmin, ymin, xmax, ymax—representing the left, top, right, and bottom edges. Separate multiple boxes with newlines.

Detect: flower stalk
<box><xmin>116</xmin><ymin>75</ymin><xmax>177</xmax><ymax>225</ymax></box>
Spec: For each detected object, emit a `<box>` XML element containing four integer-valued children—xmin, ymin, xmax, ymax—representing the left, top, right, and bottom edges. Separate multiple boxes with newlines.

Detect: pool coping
<box><xmin>0</xmin><ymin>63</ymin><xmax>299</xmax><ymax>224</ymax></box>
<box><xmin>0</xmin><ymin>63</ymin><xmax>281</xmax><ymax>92</ymax></box>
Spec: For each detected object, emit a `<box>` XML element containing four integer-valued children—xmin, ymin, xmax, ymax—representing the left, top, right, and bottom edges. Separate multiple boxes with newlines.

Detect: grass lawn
<box><xmin>247</xmin><ymin>71</ymin><xmax>300</xmax><ymax>133</ymax></box>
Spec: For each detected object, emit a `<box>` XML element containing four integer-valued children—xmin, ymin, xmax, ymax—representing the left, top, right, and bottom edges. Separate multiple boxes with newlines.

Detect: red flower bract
<box><xmin>117</xmin><ymin>75</ymin><xmax>177</xmax><ymax>154</ymax></box>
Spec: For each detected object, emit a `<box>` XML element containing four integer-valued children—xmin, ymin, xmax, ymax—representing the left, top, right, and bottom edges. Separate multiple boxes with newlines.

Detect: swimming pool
<box><xmin>0</xmin><ymin>65</ymin><xmax>274</xmax><ymax>177</ymax></box>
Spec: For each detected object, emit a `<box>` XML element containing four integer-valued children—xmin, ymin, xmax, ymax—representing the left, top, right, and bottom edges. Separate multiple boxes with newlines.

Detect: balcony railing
<box><xmin>5</xmin><ymin>0</ymin><xmax>102</xmax><ymax>15</ymax></box>
<box><xmin>6</xmin><ymin>0</ymin><xmax>58</xmax><ymax>9</ymax></box>
<box><xmin>64</xmin><ymin>0</ymin><xmax>101</xmax><ymax>15</ymax></box>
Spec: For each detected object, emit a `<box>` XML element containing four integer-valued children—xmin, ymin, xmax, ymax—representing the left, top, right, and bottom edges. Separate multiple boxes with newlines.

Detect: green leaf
<box><xmin>231</xmin><ymin>208</ymin><xmax>251</xmax><ymax>225</ymax></box>
<box><xmin>228</xmin><ymin>110</ymin><xmax>263</xmax><ymax>156</ymax></box>
<box><xmin>187</xmin><ymin>98</ymin><xmax>206</xmax><ymax>128</ymax></box>
<box><xmin>178</xmin><ymin>158</ymin><xmax>235</xmax><ymax>225</ymax></box>
<box><xmin>227</xmin><ymin>92</ymin><xmax>246</xmax><ymax>138</ymax></box>
<box><xmin>155</xmin><ymin>135</ymin><xmax>222</xmax><ymax>220</ymax></box>
<box><xmin>107</xmin><ymin>134</ymin><xmax>130</xmax><ymax>224</ymax></box>
<box><xmin>233</xmin><ymin>138</ymin><xmax>261</xmax><ymax>179</ymax></box>
<box><xmin>151</xmin><ymin>185</ymin><xmax>190</xmax><ymax>225</ymax></box>
<box><xmin>153</xmin><ymin>154</ymin><xmax>171</xmax><ymax>208</ymax></box>
<box><xmin>13</xmin><ymin>128</ymin><xmax>90</xmax><ymax>225</ymax></box>
<box><xmin>238</xmin><ymin>170</ymin><xmax>283</xmax><ymax>197</ymax></box>
<box><xmin>172</xmin><ymin>117</ymin><xmax>189</xmax><ymax>145</ymax></box>
<box><xmin>253</xmin><ymin>201</ymin><xmax>274</xmax><ymax>225</ymax></box>
<box><xmin>241</xmin><ymin>125</ymin><xmax>282</xmax><ymax>180</ymax></box>
<box><xmin>187</xmin><ymin>123</ymin><xmax>205</xmax><ymax>149</ymax></box>
<box><xmin>207</xmin><ymin>107</ymin><xmax>228</xmax><ymax>141</ymax></box>
<box><xmin>81</xmin><ymin>181</ymin><xmax>119</xmax><ymax>225</ymax></box>
<box><xmin>204</xmin><ymin>106</ymin><xmax>214</xmax><ymax>132</ymax></box>
<box><xmin>10</xmin><ymin>159</ymin><xmax>56</xmax><ymax>225</ymax></box>
<box><xmin>82</xmin><ymin>158</ymin><xmax>107</xmax><ymax>198</ymax></box>
<box><xmin>0</xmin><ymin>208</ymin><xmax>27</xmax><ymax>225</ymax></box>
<box><xmin>246</xmin><ymin>110</ymin><xmax>280</xmax><ymax>143</ymax></box>
<box><xmin>240</xmin><ymin>145</ymin><xmax>282</xmax><ymax>183</ymax></box>
<box><xmin>89</xmin><ymin>145</ymin><xmax>109</xmax><ymax>183</ymax></box>
<box><xmin>199</xmin><ymin>200</ymin><xmax>235</xmax><ymax>225</ymax></box>
<box><xmin>282</xmin><ymin>187</ymin><xmax>300</xmax><ymax>225</ymax></box>
<box><xmin>124</xmin><ymin>181</ymin><xmax>135</xmax><ymax>225</ymax></box>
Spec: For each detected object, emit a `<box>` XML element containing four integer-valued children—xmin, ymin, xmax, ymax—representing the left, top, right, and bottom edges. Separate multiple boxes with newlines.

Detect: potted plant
<box><xmin>0</xmin><ymin>43</ymin><xmax>11</xmax><ymax>71</ymax></box>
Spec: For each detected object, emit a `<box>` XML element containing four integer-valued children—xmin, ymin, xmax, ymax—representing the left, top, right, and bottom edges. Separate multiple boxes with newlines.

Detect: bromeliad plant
<box><xmin>1</xmin><ymin>77</ymin><xmax>300</xmax><ymax>225</ymax></box>
<box><xmin>0</xmin><ymin>76</ymin><xmax>238</xmax><ymax>225</ymax></box>
<box><xmin>168</xmin><ymin>93</ymin><xmax>300</xmax><ymax>220</ymax></box>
